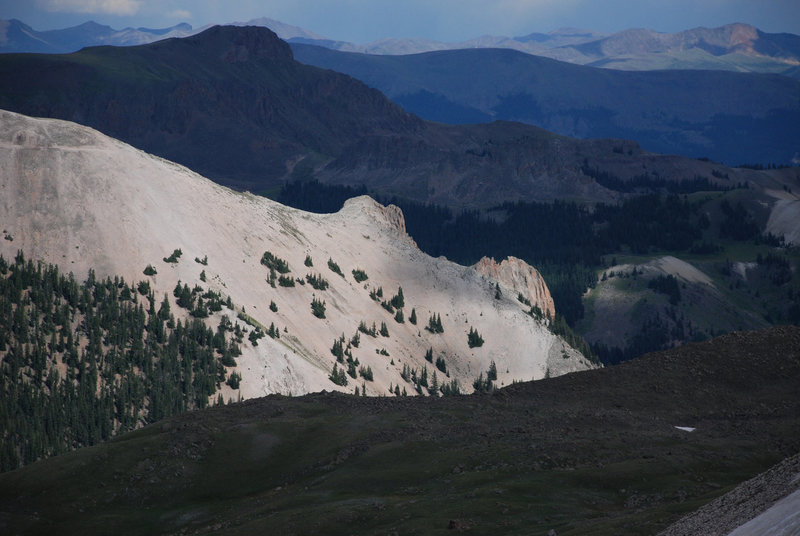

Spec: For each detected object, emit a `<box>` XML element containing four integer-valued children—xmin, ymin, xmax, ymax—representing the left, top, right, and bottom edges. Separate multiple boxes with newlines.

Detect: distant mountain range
<box><xmin>291</xmin><ymin>22</ymin><xmax>800</xmax><ymax>78</ymax></box>
<box><xmin>0</xmin><ymin>26</ymin><xmax>792</xmax><ymax>214</ymax></box>
<box><xmin>1</xmin><ymin>25</ymin><xmax>794</xmax><ymax>207</ymax></box>
<box><xmin>0</xmin><ymin>19</ymin><xmax>194</xmax><ymax>53</ymax></box>
<box><xmin>292</xmin><ymin>43</ymin><xmax>800</xmax><ymax>166</ymax></box>
<box><xmin>4</xmin><ymin>18</ymin><xmax>798</xmax><ymax>166</ymax></box>
<box><xmin>3</xmin><ymin>18</ymin><xmax>798</xmax><ymax>78</ymax></box>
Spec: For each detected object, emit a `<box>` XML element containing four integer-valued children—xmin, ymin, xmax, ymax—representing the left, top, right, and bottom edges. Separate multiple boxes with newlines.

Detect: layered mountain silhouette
<box><xmin>289</xmin><ymin>22</ymin><xmax>800</xmax><ymax>78</ymax></box>
<box><xmin>0</xmin><ymin>18</ymin><xmax>194</xmax><ymax>54</ymax></box>
<box><xmin>8</xmin><ymin>17</ymin><xmax>797</xmax><ymax>79</ymax></box>
<box><xmin>1</xmin><ymin>25</ymin><xmax>793</xmax><ymax>210</ymax></box>
<box><xmin>292</xmin><ymin>42</ymin><xmax>800</xmax><ymax>165</ymax></box>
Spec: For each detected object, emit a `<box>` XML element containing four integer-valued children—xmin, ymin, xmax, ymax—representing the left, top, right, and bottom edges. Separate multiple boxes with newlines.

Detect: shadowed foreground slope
<box><xmin>1</xmin><ymin>326</ymin><xmax>798</xmax><ymax>535</ymax></box>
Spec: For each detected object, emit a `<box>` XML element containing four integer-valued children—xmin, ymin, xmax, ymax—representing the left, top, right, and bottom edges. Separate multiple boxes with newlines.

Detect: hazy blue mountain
<box><xmin>287</xmin><ymin>22</ymin><xmax>799</xmax><ymax>76</ymax></box>
<box><xmin>0</xmin><ymin>18</ymin><xmax>193</xmax><ymax>53</ymax></box>
<box><xmin>4</xmin><ymin>17</ymin><xmax>797</xmax><ymax>78</ymax></box>
<box><xmin>292</xmin><ymin>43</ymin><xmax>800</xmax><ymax>165</ymax></box>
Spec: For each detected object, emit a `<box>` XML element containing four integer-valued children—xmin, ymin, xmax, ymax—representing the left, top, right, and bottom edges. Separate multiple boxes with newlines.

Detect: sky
<box><xmin>2</xmin><ymin>0</ymin><xmax>799</xmax><ymax>42</ymax></box>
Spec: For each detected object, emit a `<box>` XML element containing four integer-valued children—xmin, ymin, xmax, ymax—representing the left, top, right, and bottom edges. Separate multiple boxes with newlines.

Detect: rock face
<box><xmin>473</xmin><ymin>256</ymin><xmax>555</xmax><ymax>318</ymax></box>
<box><xmin>342</xmin><ymin>197</ymin><xmax>411</xmax><ymax>240</ymax></box>
<box><xmin>0</xmin><ymin>109</ymin><xmax>597</xmax><ymax>399</ymax></box>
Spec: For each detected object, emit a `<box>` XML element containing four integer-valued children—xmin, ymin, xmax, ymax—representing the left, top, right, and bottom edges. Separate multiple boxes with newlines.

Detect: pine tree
<box><xmin>467</xmin><ymin>327</ymin><xmax>484</xmax><ymax>348</ymax></box>
<box><xmin>331</xmin><ymin>336</ymin><xmax>345</xmax><ymax>362</ymax></box>
<box><xmin>311</xmin><ymin>296</ymin><xmax>326</xmax><ymax>319</ymax></box>
<box><xmin>390</xmin><ymin>286</ymin><xmax>404</xmax><ymax>309</ymax></box>
<box><xmin>409</xmin><ymin>308</ymin><xmax>417</xmax><ymax>325</ymax></box>
<box><xmin>327</xmin><ymin>258</ymin><xmax>344</xmax><ymax>277</ymax></box>
<box><xmin>329</xmin><ymin>364</ymin><xmax>348</xmax><ymax>386</ymax></box>
<box><xmin>426</xmin><ymin>313</ymin><xmax>444</xmax><ymax>334</ymax></box>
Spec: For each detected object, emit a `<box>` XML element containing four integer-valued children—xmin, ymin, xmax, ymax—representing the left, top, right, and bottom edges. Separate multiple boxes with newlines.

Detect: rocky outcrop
<box><xmin>342</xmin><ymin>196</ymin><xmax>406</xmax><ymax>234</ymax></box>
<box><xmin>473</xmin><ymin>256</ymin><xmax>555</xmax><ymax>318</ymax></box>
<box><xmin>184</xmin><ymin>25</ymin><xmax>294</xmax><ymax>63</ymax></box>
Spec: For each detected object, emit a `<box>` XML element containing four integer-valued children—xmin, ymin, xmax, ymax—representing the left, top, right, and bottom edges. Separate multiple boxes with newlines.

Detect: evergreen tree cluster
<box><xmin>173</xmin><ymin>281</ymin><xmax>227</xmax><ymax>318</ymax></box>
<box><xmin>0</xmin><ymin>253</ymin><xmax>242</xmax><ymax>473</ymax></box>
<box><xmin>399</xmin><ymin>363</ymin><xmax>432</xmax><ymax>395</ymax></box>
<box><xmin>580</xmin><ymin>164</ymin><xmax>729</xmax><ymax>194</ymax></box>
<box><xmin>358</xmin><ymin>320</ymin><xmax>378</xmax><ymax>337</ymax></box>
<box><xmin>719</xmin><ymin>200</ymin><xmax>761</xmax><ymax>242</ymax></box>
<box><xmin>547</xmin><ymin>313</ymin><xmax>597</xmax><ymax>362</ymax></box>
<box><xmin>426</xmin><ymin>313</ymin><xmax>444</xmax><ymax>334</ymax></box>
<box><xmin>306</xmin><ymin>273</ymin><xmax>329</xmax><ymax>290</ymax></box>
<box><xmin>327</xmin><ymin>258</ymin><xmax>344</xmax><ymax>277</ymax></box>
<box><xmin>329</xmin><ymin>363</ymin><xmax>348</xmax><ymax>386</ymax></box>
<box><xmin>351</xmin><ymin>269</ymin><xmax>368</xmax><ymax>283</ymax></box>
<box><xmin>162</xmin><ymin>248</ymin><xmax>182</xmax><ymax>264</ymax></box>
<box><xmin>648</xmin><ymin>275</ymin><xmax>682</xmax><ymax>305</ymax></box>
<box><xmin>472</xmin><ymin>361</ymin><xmax>498</xmax><ymax>393</ymax></box>
<box><xmin>369</xmin><ymin>286</ymin><xmax>383</xmax><ymax>301</ymax></box>
<box><xmin>260</xmin><ymin>251</ymin><xmax>290</xmax><ymax>274</ymax></box>
<box><xmin>278</xmin><ymin>275</ymin><xmax>296</xmax><ymax>287</ymax></box>
<box><xmin>311</xmin><ymin>296</ymin><xmax>326</xmax><ymax>319</ymax></box>
<box><xmin>467</xmin><ymin>327</ymin><xmax>484</xmax><ymax>348</ymax></box>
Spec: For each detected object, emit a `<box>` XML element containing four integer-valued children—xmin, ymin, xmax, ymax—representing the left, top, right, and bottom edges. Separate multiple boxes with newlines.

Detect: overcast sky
<box><xmin>3</xmin><ymin>0</ymin><xmax>799</xmax><ymax>42</ymax></box>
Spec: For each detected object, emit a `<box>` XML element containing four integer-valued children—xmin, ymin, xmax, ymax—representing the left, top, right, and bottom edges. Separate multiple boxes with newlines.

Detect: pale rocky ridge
<box><xmin>473</xmin><ymin>256</ymin><xmax>555</xmax><ymax>318</ymax></box>
<box><xmin>0</xmin><ymin>109</ymin><xmax>595</xmax><ymax>401</ymax></box>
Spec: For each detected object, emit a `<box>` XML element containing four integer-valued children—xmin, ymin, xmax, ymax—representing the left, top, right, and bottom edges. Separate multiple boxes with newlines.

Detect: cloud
<box><xmin>36</xmin><ymin>0</ymin><xmax>143</xmax><ymax>16</ymax></box>
<box><xmin>167</xmin><ymin>9</ymin><xmax>191</xmax><ymax>19</ymax></box>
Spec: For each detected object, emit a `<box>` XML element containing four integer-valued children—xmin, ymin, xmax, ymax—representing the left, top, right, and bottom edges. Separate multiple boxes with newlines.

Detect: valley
<box><xmin>1</xmin><ymin>15</ymin><xmax>799</xmax><ymax>535</ymax></box>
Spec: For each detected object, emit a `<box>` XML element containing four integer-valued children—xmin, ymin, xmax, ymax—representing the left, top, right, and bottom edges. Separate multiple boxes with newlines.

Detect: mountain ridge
<box><xmin>3</xmin><ymin>18</ymin><xmax>798</xmax><ymax>79</ymax></box>
<box><xmin>291</xmin><ymin>41</ymin><xmax>800</xmax><ymax>166</ymax></box>
<box><xmin>0</xmin><ymin>18</ymin><xmax>194</xmax><ymax>53</ymax></box>
<box><xmin>2</xmin><ymin>24</ymin><xmax>795</xmax><ymax>214</ymax></box>
<box><xmin>0</xmin><ymin>108</ymin><xmax>592</xmax><ymax>403</ymax></box>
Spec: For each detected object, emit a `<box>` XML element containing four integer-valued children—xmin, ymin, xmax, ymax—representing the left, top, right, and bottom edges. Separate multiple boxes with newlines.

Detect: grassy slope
<box><xmin>579</xmin><ymin>237</ymin><xmax>800</xmax><ymax>355</ymax></box>
<box><xmin>2</xmin><ymin>326</ymin><xmax>799</xmax><ymax>535</ymax></box>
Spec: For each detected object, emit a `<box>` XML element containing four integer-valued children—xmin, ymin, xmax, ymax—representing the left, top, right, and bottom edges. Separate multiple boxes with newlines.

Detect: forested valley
<box><xmin>274</xmin><ymin>179</ymin><xmax>799</xmax><ymax>363</ymax></box>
